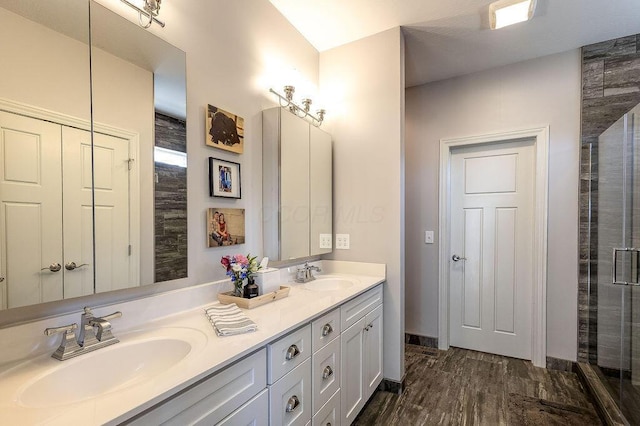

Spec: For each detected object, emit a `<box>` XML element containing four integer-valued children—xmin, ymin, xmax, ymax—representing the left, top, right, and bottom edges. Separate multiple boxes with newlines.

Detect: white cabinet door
<box><xmin>312</xmin><ymin>336</ymin><xmax>340</xmax><ymax>413</ymax></box>
<box><xmin>217</xmin><ymin>389</ymin><xmax>269</xmax><ymax>426</ymax></box>
<box><xmin>280</xmin><ymin>110</ymin><xmax>310</xmax><ymax>260</ymax></box>
<box><xmin>311</xmin><ymin>308</ymin><xmax>340</xmax><ymax>353</ymax></box>
<box><xmin>309</xmin><ymin>126</ymin><xmax>332</xmax><ymax>256</ymax></box>
<box><xmin>270</xmin><ymin>358</ymin><xmax>312</xmax><ymax>426</ymax></box>
<box><xmin>364</xmin><ymin>304</ymin><xmax>383</xmax><ymax>399</ymax></box>
<box><xmin>0</xmin><ymin>111</ymin><xmax>63</xmax><ymax>308</ymax></box>
<box><xmin>340</xmin><ymin>316</ymin><xmax>366</xmax><ymax>425</ymax></box>
<box><xmin>312</xmin><ymin>389</ymin><xmax>339</xmax><ymax>426</ymax></box>
<box><xmin>130</xmin><ymin>349</ymin><xmax>267</xmax><ymax>426</ymax></box>
<box><xmin>268</xmin><ymin>324</ymin><xmax>312</xmax><ymax>384</ymax></box>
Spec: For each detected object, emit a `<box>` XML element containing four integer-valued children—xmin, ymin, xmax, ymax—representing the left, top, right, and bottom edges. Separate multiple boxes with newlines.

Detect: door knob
<box><xmin>41</xmin><ymin>263</ymin><xmax>62</xmax><ymax>272</ymax></box>
<box><xmin>65</xmin><ymin>262</ymin><xmax>89</xmax><ymax>271</ymax></box>
<box><xmin>452</xmin><ymin>255</ymin><xmax>467</xmax><ymax>262</ymax></box>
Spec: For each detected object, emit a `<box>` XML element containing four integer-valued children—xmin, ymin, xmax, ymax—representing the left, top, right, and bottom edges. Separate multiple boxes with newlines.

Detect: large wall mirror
<box><xmin>0</xmin><ymin>0</ymin><xmax>187</xmax><ymax>311</ymax></box>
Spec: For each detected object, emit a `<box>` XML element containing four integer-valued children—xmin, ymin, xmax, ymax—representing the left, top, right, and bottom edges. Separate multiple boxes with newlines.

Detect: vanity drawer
<box><xmin>270</xmin><ymin>358</ymin><xmax>312</xmax><ymax>426</ymax></box>
<box><xmin>312</xmin><ymin>336</ymin><xmax>340</xmax><ymax>413</ymax></box>
<box><xmin>217</xmin><ymin>388</ymin><xmax>268</xmax><ymax>425</ymax></box>
<box><xmin>129</xmin><ymin>349</ymin><xmax>266</xmax><ymax>426</ymax></box>
<box><xmin>311</xmin><ymin>308</ymin><xmax>340</xmax><ymax>352</ymax></box>
<box><xmin>268</xmin><ymin>324</ymin><xmax>312</xmax><ymax>384</ymax></box>
<box><xmin>341</xmin><ymin>285</ymin><xmax>383</xmax><ymax>331</ymax></box>
<box><xmin>312</xmin><ymin>389</ymin><xmax>340</xmax><ymax>426</ymax></box>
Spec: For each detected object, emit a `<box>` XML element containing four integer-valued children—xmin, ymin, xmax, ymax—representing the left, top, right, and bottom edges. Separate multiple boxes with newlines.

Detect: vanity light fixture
<box><xmin>121</xmin><ymin>0</ymin><xmax>166</xmax><ymax>28</ymax></box>
<box><xmin>489</xmin><ymin>0</ymin><xmax>536</xmax><ymax>30</ymax></box>
<box><xmin>269</xmin><ymin>85</ymin><xmax>326</xmax><ymax>127</ymax></box>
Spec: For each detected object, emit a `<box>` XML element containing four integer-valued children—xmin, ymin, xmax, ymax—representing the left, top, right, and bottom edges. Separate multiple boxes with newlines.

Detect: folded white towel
<box><xmin>205</xmin><ymin>303</ymin><xmax>257</xmax><ymax>336</ymax></box>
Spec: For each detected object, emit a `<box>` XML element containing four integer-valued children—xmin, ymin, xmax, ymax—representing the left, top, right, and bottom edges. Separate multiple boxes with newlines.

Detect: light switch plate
<box><xmin>319</xmin><ymin>234</ymin><xmax>332</xmax><ymax>249</ymax></box>
<box><xmin>425</xmin><ymin>231</ymin><xmax>434</xmax><ymax>244</ymax></box>
<box><xmin>336</xmin><ymin>234</ymin><xmax>350</xmax><ymax>250</ymax></box>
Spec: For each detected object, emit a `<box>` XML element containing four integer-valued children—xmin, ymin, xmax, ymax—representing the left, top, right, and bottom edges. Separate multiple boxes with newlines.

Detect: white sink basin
<box><xmin>304</xmin><ymin>276</ymin><xmax>358</xmax><ymax>291</ymax></box>
<box><xmin>14</xmin><ymin>327</ymin><xmax>206</xmax><ymax>408</ymax></box>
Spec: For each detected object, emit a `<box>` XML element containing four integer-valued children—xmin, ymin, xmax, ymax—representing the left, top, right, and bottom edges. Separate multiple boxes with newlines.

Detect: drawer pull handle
<box><xmin>322</xmin><ymin>323</ymin><xmax>333</xmax><ymax>337</ymax></box>
<box><xmin>322</xmin><ymin>365</ymin><xmax>334</xmax><ymax>380</ymax></box>
<box><xmin>285</xmin><ymin>395</ymin><xmax>300</xmax><ymax>413</ymax></box>
<box><xmin>285</xmin><ymin>344</ymin><xmax>300</xmax><ymax>361</ymax></box>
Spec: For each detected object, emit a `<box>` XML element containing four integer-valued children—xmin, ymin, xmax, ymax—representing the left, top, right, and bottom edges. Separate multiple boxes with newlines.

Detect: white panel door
<box><xmin>449</xmin><ymin>139</ymin><xmax>535</xmax><ymax>360</ymax></box>
<box><xmin>61</xmin><ymin>126</ymin><xmax>94</xmax><ymax>298</ymax></box>
<box><xmin>0</xmin><ymin>111</ymin><xmax>63</xmax><ymax>309</ymax></box>
<box><xmin>91</xmin><ymin>131</ymin><xmax>134</xmax><ymax>293</ymax></box>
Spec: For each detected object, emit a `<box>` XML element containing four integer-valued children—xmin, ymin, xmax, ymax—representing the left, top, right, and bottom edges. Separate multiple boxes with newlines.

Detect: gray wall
<box><xmin>320</xmin><ymin>28</ymin><xmax>405</xmax><ymax>382</ymax></box>
<box><xmin>405</xmin><ymin>50</ymin><xmax>581</xmax><ymax>362</ymax></box>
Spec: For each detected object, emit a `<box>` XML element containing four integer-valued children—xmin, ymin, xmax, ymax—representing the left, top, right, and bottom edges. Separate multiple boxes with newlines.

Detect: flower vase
<box><xmin>232</xmin><ymin>278</ymin><xmax>244</xmax><ymax>297</ymax></box>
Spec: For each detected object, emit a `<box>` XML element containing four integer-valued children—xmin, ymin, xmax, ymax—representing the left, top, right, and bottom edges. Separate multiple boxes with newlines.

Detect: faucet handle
<box><xmin>44</xmin><ymin>323</ymin><xmax>78</xmax><ymax>336</ymax></box>
<box><xmin>44</xmin><ymin>323</ymin><xmax>82</xmax><ymax>360</ymax></box>
<box><xmin>100</xmin><ymin>311</ymin><xmax>123</xmax><ymax>322</ymax></box>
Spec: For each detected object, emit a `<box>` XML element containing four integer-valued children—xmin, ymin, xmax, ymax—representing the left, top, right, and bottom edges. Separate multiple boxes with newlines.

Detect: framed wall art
<box><xmin>207</xmin><ymin>208</ymin><xmax>245</xmax><ymax>247</ymax></box>
<box><xmin>209</xmin><ymin>157</ymin><xmax>241</xmax><ymax>199</ymax></box>
<box><xmin>205</xmin><ymin>104</ymin><xmax>244</xmax><ymax>154</ymax></box>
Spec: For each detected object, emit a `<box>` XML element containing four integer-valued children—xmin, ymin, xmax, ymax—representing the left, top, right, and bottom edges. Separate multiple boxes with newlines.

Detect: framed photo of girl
<box><xmin>206</xmin><ymin>208</ymin><xmax>245</xmax><ymax>247</ymax></box>
<box><xmin>209</xmin><ymin>157</ymin><xmax>241</xmax><ymax>199</ymax></box>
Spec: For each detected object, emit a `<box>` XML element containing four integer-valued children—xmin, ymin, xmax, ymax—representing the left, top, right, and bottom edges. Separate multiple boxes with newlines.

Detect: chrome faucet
<box><xmin>44</xmin><ymin>307</ymin><xmax>122</xmax><ymax>361</ymax></box>
<box><xmin>295</xmin><ymin>262</ymin><xmax>322</xmax><ymax>283</ymax></box>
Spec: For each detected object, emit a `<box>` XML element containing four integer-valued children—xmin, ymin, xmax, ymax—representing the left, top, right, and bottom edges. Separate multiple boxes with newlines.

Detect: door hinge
<box><xmin>127</xmin><ymin>158</ymin><xmax>135</xmax><ymax>170</ymax></box>
<box><xmin>128</xmin><ymin>245</ymin><xmax>132</xmax><ymax>256</ymax></box>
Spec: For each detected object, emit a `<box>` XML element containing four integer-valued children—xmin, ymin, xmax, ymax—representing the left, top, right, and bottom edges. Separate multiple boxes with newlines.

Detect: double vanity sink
<box><xmin>11</xmin><ymin>327</ymin><xmax>207</xmax><ymax>409</ymax></box>
<box><xmin>0</xmin><ymin>263</ymin><xmax>384</xmax><ymax>425</ymax></box>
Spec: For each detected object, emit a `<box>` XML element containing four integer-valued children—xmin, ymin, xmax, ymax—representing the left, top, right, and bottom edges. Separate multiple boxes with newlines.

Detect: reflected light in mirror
<box><xmin>154</xmin><ymin>146</ymin><xmax>187</xmax><ymax>168</ymax></box>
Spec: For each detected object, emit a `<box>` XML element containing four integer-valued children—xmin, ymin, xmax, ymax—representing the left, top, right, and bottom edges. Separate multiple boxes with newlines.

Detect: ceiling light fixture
<box><xmin>121</xmin><ymin>0</ymin><xmax>166</xmax><ymax>29</ymax></box>
<box><xmin>490</xmin><ymin>0</ymin><xmax>536</xmax><ymax>30</ymax></box>
<box><xmin>270</xmin><ymin>86</ymin><xmax>326</xmax><ymax>127</ymax></box>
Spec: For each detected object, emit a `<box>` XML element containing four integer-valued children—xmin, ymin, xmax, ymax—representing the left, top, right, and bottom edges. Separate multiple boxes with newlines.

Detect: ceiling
<box><xmin>269</xmin><ymin>0</ymin><xmax>640</xmax><ymax>87</ymax></box>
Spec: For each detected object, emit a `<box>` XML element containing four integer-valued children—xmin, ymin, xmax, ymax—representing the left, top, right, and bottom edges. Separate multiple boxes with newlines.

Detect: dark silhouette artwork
<box><xmin>206</xmin><ymin>105</ymin><xmax>244</xmax><ymax>154</ymax></box>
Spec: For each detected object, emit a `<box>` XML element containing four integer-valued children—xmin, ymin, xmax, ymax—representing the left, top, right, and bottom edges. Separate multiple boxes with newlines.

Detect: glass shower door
<box><xmin>598</xmin><ymin>103</ymin><xmax>640</xmax><ymax>424</ymax></box>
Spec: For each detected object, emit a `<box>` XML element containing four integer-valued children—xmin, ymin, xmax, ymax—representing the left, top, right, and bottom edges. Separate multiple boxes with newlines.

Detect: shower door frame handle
<box><xmin>613</xmin><ymin>247</ymin><xmax>640</xmax><ymax>285</ymax></box>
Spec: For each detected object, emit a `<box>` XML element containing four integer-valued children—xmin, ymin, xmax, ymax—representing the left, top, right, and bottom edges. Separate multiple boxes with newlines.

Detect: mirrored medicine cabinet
<box><xmin>0</xmin><ymin>0</ymin><xmax>187</xmax><ymax>312</ymax></box>
<box><xmin>263</xmin><ymin>107</ymin><xmax>333</xmax><ymax>261</ymax></box>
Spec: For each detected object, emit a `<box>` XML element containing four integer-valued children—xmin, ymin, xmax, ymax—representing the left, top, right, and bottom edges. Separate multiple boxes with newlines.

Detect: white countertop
<box><xmin>0</xmin><ymin>264</ymin><xmax>385</xmax><ymax>425</ymax></box>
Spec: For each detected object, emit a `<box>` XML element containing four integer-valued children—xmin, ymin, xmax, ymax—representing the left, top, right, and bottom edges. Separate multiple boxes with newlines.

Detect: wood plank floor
<box><xmin>354</xmin><ymin>344</ymin><xmax>602</xmax><ymax>425</ymax></box>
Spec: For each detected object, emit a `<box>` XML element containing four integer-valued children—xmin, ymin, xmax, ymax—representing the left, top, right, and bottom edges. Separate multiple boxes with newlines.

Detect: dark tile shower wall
<box><xmin>154</xmin><ymin>112</ymin><xmax>187</xmax><ymax>282</ymax></box>
<box><xmin>579</xmin><ymin>35</ymin><xmax>640</xmax><ymax>363</ymax></box>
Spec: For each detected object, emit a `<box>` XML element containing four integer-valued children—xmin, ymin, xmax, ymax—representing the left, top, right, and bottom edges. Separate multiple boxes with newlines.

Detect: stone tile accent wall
<box><xmin>154</xmin><ymin>112</ymin><xmax>187</xmax><ymax>283</ymax></box>
<box><xmin>579</xmin><ymin>35</ymin><xmax>640</xmax><ymax>363</ymax></box>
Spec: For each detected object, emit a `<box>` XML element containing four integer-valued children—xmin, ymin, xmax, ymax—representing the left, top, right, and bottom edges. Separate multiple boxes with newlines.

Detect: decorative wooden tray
<box><xmin>217</xmin><ymin>286</ymin><xmax>290</xmax><ymax>309</ymax></box>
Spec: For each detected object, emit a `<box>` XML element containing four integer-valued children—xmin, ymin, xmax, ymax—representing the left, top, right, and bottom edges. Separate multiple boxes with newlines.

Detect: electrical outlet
<box><xmin>319</xmin><ymin>234</ymin><xmax>332</xmax><ymax>249</ymax></box>
<box><xmin>425</xmin><ymin>231</ymin><xmax>434</xmax><ymax>244</ymax></box>
<box><xmin>336</xmin><ymin>234</ymin><xmax>350</xmax><ymax>250</ymax></box>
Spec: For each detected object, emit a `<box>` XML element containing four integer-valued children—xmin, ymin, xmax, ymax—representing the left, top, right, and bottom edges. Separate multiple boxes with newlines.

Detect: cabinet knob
<box><xmin>285</xmin><ymin>344</ymin><xmax>300</xmax><ymax>361</ymax></box>
<box><xmin>321</xmin><ymin>323</ymin><xmax>333</xmax><ymax>337</ymax></box>
<box><xmin>322</xmin><ymin>365</ymin><xmax>334</xmax><ymax>380</ymax></box>
<box><xmin>285</xmin><ymin>395</ymin><xmax>300</xmax><ymax>413</ymax></box>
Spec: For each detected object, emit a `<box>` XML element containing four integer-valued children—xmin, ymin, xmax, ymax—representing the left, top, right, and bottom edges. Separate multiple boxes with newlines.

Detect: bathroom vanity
<box><xmin>0</xmin><ymin>261</ymin><xmax>385</xmax><ymax>425</ymax></box>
